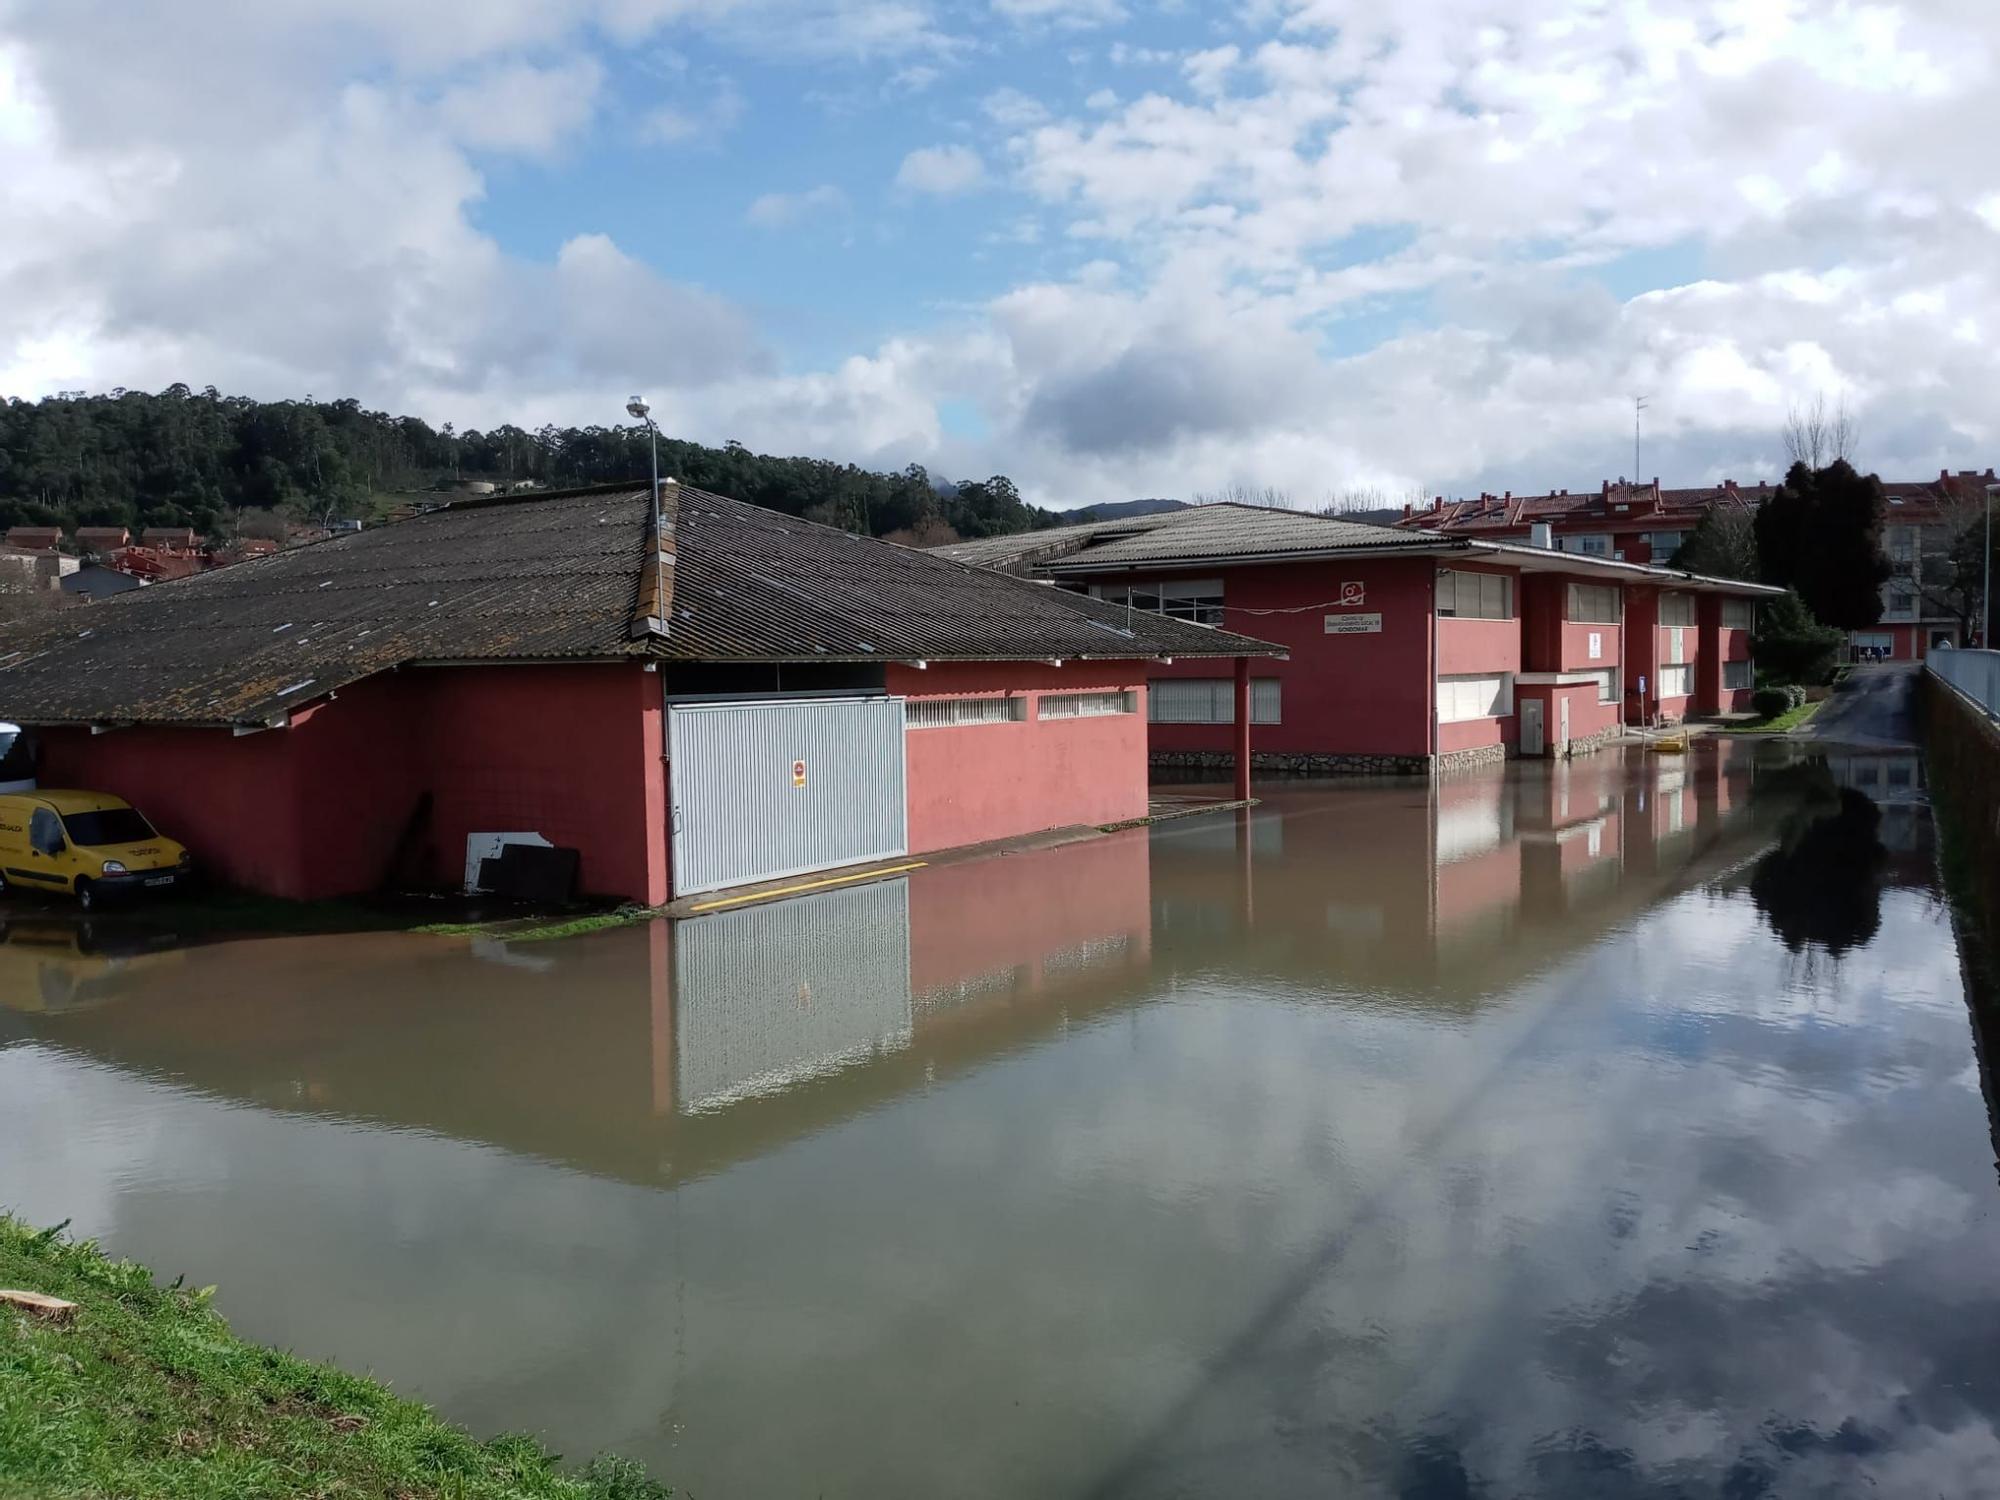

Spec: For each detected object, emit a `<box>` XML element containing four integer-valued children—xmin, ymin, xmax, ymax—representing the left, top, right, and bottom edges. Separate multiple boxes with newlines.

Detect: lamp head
<box><xmin>625</xmin><ymin>397</ymin><xmax>651</xmax><ymax>422</ymax></box>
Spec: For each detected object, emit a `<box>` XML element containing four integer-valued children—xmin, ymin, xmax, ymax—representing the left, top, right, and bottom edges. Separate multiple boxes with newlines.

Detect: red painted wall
<box><xmin>39</xmin><ymin>664</ymin><xmax>667</xmax><ymax>903</ymax></box>
<box><xmin>1437</xmin><ymin>587</ymin><xmax>1524</xmax><ymax>754</ymax></box>
<box><xmin>1140</xmin><ymin>556</ymin><xmax>1437</xmax><ymax>758</ymax></box>
<box><xmin>892</xmin><ymin>662</ymin><xmax>1149</xmax><ymax>854</ymax></box>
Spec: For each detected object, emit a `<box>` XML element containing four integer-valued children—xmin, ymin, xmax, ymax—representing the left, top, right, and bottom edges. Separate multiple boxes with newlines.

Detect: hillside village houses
<box><xmin>1402</xmin><ymin>469</ymin><xmax>2000</xmax><ymax>661</ymax></box>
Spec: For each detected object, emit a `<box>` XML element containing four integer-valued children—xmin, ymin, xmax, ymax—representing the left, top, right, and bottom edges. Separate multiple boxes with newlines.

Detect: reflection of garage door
<box><xmin>1852</xmin><ymin>632</ymin><xmax>1893</xmax><ymax>655</ymax></box>
<box><xmin>668</xmin><ymin>696</ymin><xmax>907</xmax><ymax>897</ymax></box>
<box><xmin>673</xmin><ymin>877</ymin><xmax>913</xmax><ymax>1111</ymax></box>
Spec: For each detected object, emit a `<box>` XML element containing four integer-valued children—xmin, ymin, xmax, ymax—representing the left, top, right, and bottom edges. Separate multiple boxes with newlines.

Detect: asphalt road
<box><xmin>1803</xmin><ymin>662</ymin><xmax>1919</xmax><ymax>747</ymax></box>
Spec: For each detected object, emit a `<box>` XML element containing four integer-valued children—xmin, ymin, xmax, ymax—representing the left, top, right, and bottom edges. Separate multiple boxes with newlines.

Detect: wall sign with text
<box><xmin>1324</xmin><ymin>612</ymin><xmax>1384</xmax><ymax>635</ymax></box>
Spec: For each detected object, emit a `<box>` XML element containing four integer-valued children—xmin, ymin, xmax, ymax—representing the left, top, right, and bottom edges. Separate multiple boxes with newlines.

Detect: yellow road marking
<box><xmin>686</xmin><ymin>861</ymin><xmax>929</xmax><ymax>913</ymax></box>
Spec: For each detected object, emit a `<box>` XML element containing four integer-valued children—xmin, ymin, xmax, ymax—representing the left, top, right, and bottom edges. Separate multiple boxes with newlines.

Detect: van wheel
<box><xmin>75</xmin><ymin>879</ymin><xmax>97</xmax><ymax>912</ymax></box>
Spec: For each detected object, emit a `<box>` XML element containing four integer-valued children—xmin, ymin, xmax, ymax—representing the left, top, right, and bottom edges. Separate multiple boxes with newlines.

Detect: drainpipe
<box><xmin>1233</xmin><ymin>656</ymin><xmax>1252</xmax><ymax>802</ymax></box>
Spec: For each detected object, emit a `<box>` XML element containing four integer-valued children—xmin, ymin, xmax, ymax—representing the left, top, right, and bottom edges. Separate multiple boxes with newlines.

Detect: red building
<box><xmin>0</xmin><ymin>483</ymin><xmax>1278</xmax><ymax>904</ymax></box>
<box><xmin>1395</xmin><ymin>477</ymin><xmax>1768</xmax><ymax>567</ymax></box>
<box><xmin>1400</xmin><ymin>468</ymin><xmax>1999</xmax><ymax>661</ymax></box>
<box><xmin>943</xmin><ymin>504</ymin><xmax>1775</xmax><ymax>774</ymax></box>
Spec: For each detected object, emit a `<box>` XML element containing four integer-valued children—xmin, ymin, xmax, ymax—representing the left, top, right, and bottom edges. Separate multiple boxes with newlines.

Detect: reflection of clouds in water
<box><xmin>1076</xmin><ymin>885</ymin><xmax>2000</xmax><ymax>1496</ymax></box>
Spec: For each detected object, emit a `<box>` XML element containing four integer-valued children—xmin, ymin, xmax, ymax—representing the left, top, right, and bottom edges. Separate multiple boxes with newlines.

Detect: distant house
<box><xmin>140</xmin><ymin>526</ymin><xmax>200</xmax><ymax>551</ymax></box>
<box><xmin>1401</xmin><ymin>467</ymin><xmax>1999</xmax><ymax>661</ymax></box>
<box><xmin>0</xmin><ymin>545</ymin><xmax>76</xmax><ymax>590</ymax></box>
<box><xmin>211</xmin><ymin>539</ymin><xmax>281</xmax><ymax>568</ymax></box>
<box><xmin>4</xmin><ymin>526</ymin><xmax>61</xmax><ymax>552</ymax></box>
<box><xmin>60</xmin><ymin>564</ymin><xmax>147</xmax><ymax>601</ymax></box>
<box><xmin>75</xmin><ymin>527</ymin><xmax>132</xmax><ymax>555</ymax></box>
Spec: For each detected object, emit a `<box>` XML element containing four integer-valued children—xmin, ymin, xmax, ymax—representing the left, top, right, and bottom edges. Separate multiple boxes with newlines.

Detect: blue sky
<box><xmin>3</xmin><ymin>0</ymin><xmax>1998</xmax><ymax>509</ymax></box>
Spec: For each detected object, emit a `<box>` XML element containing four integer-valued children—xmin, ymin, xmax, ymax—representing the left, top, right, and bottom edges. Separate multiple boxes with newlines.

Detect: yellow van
<box><xmin>0</xmin><ymin>791</ymin><xmax>192</xmax><ymax>910</ymax></box>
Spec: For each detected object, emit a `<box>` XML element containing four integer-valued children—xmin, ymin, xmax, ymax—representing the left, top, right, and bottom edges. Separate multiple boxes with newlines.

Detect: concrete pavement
<box><xmin>1800</xmin><ymin>662</ymin><xmax>1919</xmax><ymax>748</ymax></box>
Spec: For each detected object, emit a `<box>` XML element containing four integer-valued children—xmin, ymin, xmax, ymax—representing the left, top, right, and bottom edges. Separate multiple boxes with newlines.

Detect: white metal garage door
<box><xmin>667</xmin><ymin>696</ymin><xmax>908</xmax><ymax>897</ymax></box>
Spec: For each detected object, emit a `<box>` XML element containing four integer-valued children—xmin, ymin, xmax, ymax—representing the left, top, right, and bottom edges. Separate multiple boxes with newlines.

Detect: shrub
<box><xmin>1753</xmin><ymin>686</ymin><xmax>1792</xmax><ymax>719</ymax></box>
<box><xmin>1754</xmin><ymin>589</ymin><xmax>1845</xmax><ymax>685</ymax></box>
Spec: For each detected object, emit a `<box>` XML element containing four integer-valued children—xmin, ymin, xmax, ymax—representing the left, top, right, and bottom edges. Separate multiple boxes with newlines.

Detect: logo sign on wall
<box><xmin>1339</xmin><ymin>581</ymin><xmax>1366</xmax><ymax>607</ymax></box>
<box><xmin>791</xmin><ymin>759</ymin><xmax>807</xmax><ymax>789</ymax></box>
<box><xmin>1588</xmin><ymin>631</ymin><xmax>1603</xmax><ymax>660</ymax></box>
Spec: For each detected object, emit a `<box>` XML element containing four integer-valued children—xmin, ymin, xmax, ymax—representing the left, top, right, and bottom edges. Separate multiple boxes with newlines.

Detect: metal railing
<box><xmin>1927</xmin><ymin>647</ymin><xmax>2000</xmax><ymax>719</ymax></box>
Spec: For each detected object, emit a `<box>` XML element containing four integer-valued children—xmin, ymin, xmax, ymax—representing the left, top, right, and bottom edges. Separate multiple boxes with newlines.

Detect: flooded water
<box><xmin>5</xmin><ymin>741</ymin><xmax>2000</xmax><ymax>1498</ymax></box>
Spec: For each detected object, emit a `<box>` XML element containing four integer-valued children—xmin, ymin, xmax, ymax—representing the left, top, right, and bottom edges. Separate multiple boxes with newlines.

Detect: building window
<box><xmin>1658</xmin><ymin>662</ymin><xmax>1694</xmax><ymax>698</ymax></box>
<box><xmin>1647</xmin><ymin>531</ymin><xmax>1686</xmax><ymax>555</ymax></box>
<box><xmin>1148</xmin><ymin>679</ymin><xmax>1281</xmax><ymax>724</ymax></box>
<box><xmin>1887</xmin><ymin>591</ymin><xmax>1916</xmax><ymax>617</ymax></box>
<box><xmin>1659</xmin><ymin>591</ymin><xmax>1697</xmax><ymax>627</ymax></box>
<box><xmin>1438</xmin><ymin>569</ymin><xmax>1513</xmax><ymax>620</ymax></box>
<box><xmin>1567</xmin><ymin>583</ymin><xmax>1622</xmax><ymax>623</ymax></box>
<box><xmin>1721</xmin><ymin>598</ymin><xmax>1755</xmax><ymax>630</ymax></box>
<box><xmin>1587</xmin><ymin>668</ymin><xmax>1619</xmax><ymax>703</ymax></box>
<box><xmin>1039</xmin><ymin>689</ymin><xmax>1138</xmax><ymax>720</ymax></box>
<box><xmin>1722</xmin><ymin>659</ymin><xmax>1753</xmax><ymax>690</ymax></box>
<box><xmin>1561</xmin><ymin>534</ymin><xmax>1611</xmax><ymax>557</ymax></box>
<box><xmin>1436</xmin><ymin>673</ymin><xmax>1513</xmax><ymax>724</ymax></box>
<box><xmin>1887</xmin><ymin>526</ymin><xmax>1916</xmax><ymax>563</ymax></box>
<box><xmin>905</xmin><ymin>695</ymin><xmax>1026</xmax><ymax>729</ymax></box>
<box><xmin>1090</xmin><ymin>579</ymin><xmax>1224</xmax><ymax>627</ymax></box>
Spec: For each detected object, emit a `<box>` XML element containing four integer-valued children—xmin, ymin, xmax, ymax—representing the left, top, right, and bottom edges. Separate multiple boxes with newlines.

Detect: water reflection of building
<box><xmin>1150</xmin><ymin>742</ymin><xmax>1767</xmax><ymax>1002</ymax></box>
<box><xmin>1</xmin><ymin>831</ymin><xmax>1156</xmax><ymax>1187</ymax></box>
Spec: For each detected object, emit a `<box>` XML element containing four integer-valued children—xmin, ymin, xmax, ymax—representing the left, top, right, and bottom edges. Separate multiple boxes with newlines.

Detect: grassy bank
<box><xmin>0</xmin><ymin>1217</ymin><xmax>670</xmax><ymax>1499</ymax></box>
<box><xmin>1717</xmin><ymin>700</ymin><xmax>1824</xmax><ymax>735</ymax></box>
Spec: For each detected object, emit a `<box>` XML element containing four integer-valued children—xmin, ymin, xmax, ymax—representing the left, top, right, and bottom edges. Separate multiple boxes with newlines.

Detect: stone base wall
<box><xmin>1151</xmin><ymin>749</ymin><xmax>1431</xmax><ymax>778</ymax></box>
<box><xmin>1432</xmin><ymin>742</ymin><xmax>1508</xmax><ymax>776</ymax></box>
<box><xmin>1152</xmin><ymin>722</ymin><xmax>1629</xmax><ymax>783</ymax></box>
<box><xmin>1922</xmin><ymin>671</ymin><xmax>2000</xmax><ymax>955</ymax></box>
<box><xmin>1562</xmin><ymin>725</ymin><xmax>1621</xmax><ymax>757</ymax></box>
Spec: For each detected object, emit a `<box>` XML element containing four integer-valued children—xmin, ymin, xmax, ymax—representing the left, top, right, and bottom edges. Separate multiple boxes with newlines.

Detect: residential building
<box><xmin>1395</xmin><ymin>478</ymin><xmax>1770</xmax><ymax>566</ymax></box>
<box><xmin>0</xmin><ymin>482</ymin><xmax>1278</xmax><ymax>904</ymax></box>
<box><xmin>942</xmin><ymin>504</ymin><xmax>1776</xmax><ymax>775</ymax></box>
<box><xmin>1857</xmin><ymin>470</ymin><xmax>1998</xmax><ymax>659</ymax></box>
<box><xmin>74</xmin><ymin>527</ymin><xmax>132</xmax><ymax>555</ymax></box>
<box><xmin>1404</xmin><ymin>468</ymin><xmax>1999</xmax><ymax>661</ymax></box>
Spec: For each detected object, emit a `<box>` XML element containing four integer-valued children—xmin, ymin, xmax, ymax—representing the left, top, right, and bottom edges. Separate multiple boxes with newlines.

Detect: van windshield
<box><xmin>61</xmin><ymin>808</ymin><xmax>157</xmax><ymax>847</ymax></box>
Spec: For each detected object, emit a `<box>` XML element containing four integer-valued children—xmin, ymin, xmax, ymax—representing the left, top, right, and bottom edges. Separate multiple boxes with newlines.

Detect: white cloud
<box><xmin>895</xmin><ymin>142</ymin><xmax>986</xmax><ymax>194</ymax></box>
<box><xmin>745</xmin><ymin>183</ymin><xmax>849</xmax><ymax>228</ymax></box>
<box><xmin>433</xmin><ymin>57</ymin><xmax>604</xmax><ymax>157</ymax></box>
<box><xmin>981</xmin><ymin>85</ymin><xmax>1049</xmax><ymax>128</ymax></box>
<box><xmin>641</xmin><ymin>75</ymin><xmax>745</xmax><ymax>145</ymax></box>
<box><xmin>991</xmin><ymin>0</ymin><xmax>1126</xmax><ymax>28</ymax></box>
<box><xmin>6</xmin><ymin>0</ymin><xmax>2000</xmax><ymax>510</ymax></box>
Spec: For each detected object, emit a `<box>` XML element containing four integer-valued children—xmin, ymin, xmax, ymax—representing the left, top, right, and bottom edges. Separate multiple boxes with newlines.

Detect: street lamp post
<box><xmin>626</xmin><ymin>396</ymin><xmax>659</xmax><ymax>501</ymax></box>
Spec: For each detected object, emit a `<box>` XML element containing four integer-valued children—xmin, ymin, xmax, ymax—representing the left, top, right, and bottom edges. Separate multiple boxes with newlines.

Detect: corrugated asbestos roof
<box><xmin>939</xmin><ymin>502</ymin><xmax>1443</xmax><ymax>573</ymax></box>
<box><xmin>0</xmin><ymin>483</ymin><xmax>1280</xmax><ymax>728</ymax></box>
<box><xmin>658</xmin><ymin>488</ymin><xmax>1277</xmax><ymax>665</ymax></box>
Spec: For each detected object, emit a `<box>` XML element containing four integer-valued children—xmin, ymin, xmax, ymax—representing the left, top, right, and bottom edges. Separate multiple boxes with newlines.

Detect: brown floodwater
<box><xmin>4</xmin><ymin>741</ymin><xmax>1998</xmax><ymax>1497</ymax></box>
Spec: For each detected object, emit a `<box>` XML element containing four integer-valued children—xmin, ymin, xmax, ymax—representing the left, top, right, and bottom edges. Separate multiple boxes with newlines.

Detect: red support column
<box><xmin>1233</xmin><ymin>656</ymin><xmax>1252</xmax><ymax>802</ymax></box>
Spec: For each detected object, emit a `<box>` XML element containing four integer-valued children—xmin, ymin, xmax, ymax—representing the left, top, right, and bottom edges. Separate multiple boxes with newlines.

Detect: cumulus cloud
<box><xmin>5</xmin><ymin>0</ymin><xmax>2000</xmax><ymax>509</ymax></box>
<box><xmin>895</xmin><ymin>142</ymin><xmax>986</xmax><ymax>194</ymax></box>
<box><xmin>745</xmin><ymin>183</ymin><xmax>849</xmax><ymax>228</ymax></box>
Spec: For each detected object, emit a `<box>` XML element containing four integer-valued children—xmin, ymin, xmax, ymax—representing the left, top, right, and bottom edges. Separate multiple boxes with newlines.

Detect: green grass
<box><xmin>1719</xmin><ymin>700</ymin><xmax>1824</xmax><ymax>735</ymax></box>
<box><xmin>0</xmin><ymin>1217</ymin><xmax>671</xmax><ymax>1500</ymax></box>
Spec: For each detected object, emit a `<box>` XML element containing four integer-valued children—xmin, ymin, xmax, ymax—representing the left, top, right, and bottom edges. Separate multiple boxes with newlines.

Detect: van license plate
<box><xmin>144</xmin><ymin>876</ymin><xmax>174</xmax><ymax>888</ymax></box>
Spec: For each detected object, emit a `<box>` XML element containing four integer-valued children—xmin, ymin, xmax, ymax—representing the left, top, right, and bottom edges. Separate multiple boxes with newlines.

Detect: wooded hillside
<box><xmin>0</xmin><ymin>387</ymin><xmax>1053</xmax><ymax>541</ymax></box>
